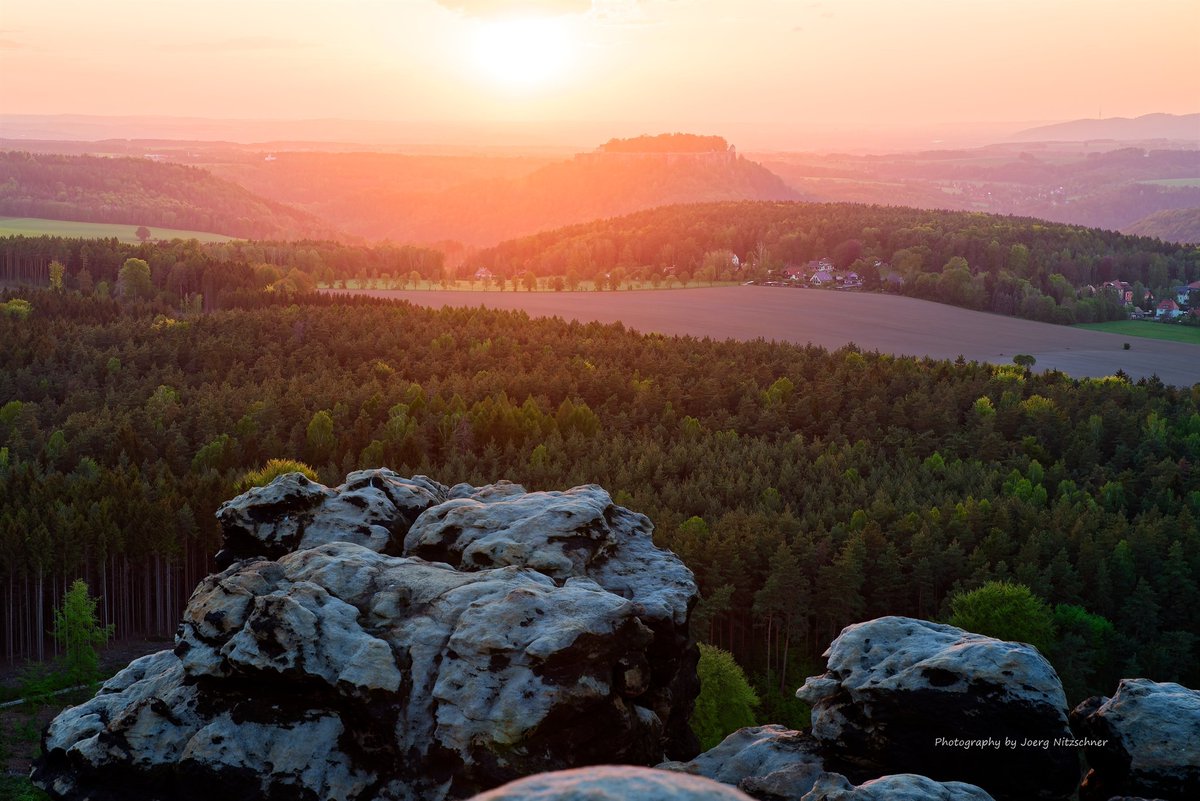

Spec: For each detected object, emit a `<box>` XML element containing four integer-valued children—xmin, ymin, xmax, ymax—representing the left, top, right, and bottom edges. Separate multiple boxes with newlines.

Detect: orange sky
<box><xmin>1</xmin><ymin>0</ymin><xmax>1197</xmax><ymax>149</ymax></box>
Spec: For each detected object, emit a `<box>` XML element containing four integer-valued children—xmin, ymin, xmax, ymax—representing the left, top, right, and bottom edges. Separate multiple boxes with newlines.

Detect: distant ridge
<box><xmin>1008</xmin><ymin>113</ymin><xmax>1200</xmax><ymax>143</ymax></box>
<box><xmin>0</xmin><ymin>151</ymin><xmax>337</xmax><ymax>240</ymax></box>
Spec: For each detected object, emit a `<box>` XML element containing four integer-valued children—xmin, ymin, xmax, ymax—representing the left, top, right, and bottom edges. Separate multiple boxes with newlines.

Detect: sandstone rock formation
<box><xmin>465</xmin><ymin>765</ymin><xmax>756</xmax><ymax>800</ymax></box>
<box><xmin>213</xmin><ymin>469</ymin><xmax>448</xmax><ymax>566</ymax></box>
<box><xmin>1070</xmin><ymin>678</ymin><xmax>1200</xmax><ymax>801</ymax></box>
<box><xmin>800</xmin><ymin>773</ymin><xmax>996</xmax><ymax>801</ymax></box>
<box><xmin>659</xmin><ymin>723</ymin><xmax>997</xmax><ymax>801</ymax></box>
<box><xmin>33</xmin><ymin>472</ymin><xmax>699</xmax><ymax>801</ymax></box>
<box><xmin>659</xmin><ymin>724</ymin><xmax>826</xmax><ymax>800</ymax></box>
<box><xmin>796</xmin><ymin>616</ymin><xmax>1078</xmax><ymax>801</ymax></box>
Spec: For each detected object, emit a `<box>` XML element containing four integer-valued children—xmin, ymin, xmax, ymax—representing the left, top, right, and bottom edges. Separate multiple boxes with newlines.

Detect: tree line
<box><xmin>1</xmin><ymin>289</ymin><xmax>1197</xmax><ymax>714</ymax></box>
<box><xmin>0</xmin><ymin>235</ymin><xmax>446</xmax><ymax>304</ymax></box>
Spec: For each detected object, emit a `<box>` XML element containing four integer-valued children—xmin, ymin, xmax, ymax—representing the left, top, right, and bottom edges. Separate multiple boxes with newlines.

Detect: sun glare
<box><xmin>470</xmin><ymin>16</ymin><xmax>574</xmax><ymax>91</ymax></box>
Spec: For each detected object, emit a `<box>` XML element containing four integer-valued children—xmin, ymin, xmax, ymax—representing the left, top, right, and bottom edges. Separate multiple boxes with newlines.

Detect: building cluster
<box><xmin>765</xmin><ymin>258</ymin><xmax>891</xmax><ymax>290</ymax></box>
<box><xmin>1098</xmin><ymin>279</ymin><xmax>1200</xmax><ymax>320</ymax></box>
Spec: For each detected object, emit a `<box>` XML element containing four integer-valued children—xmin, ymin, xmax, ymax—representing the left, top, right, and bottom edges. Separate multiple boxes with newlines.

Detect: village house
<box><xmin>1156</xmin><ymin>298</ymin><xmax>1182</xmax><ymax>319</ymax></box>
<box><xmin>1100</xmin><ymin>280</ymin><xmax>1159</xmax><ymax>307</ymax></box>
<box><xmin>839</xmin><ymin>270</ymin><xmax>863</xmax><ymax>288</ymax></box>
<box><xmin>1175</xmin><ymin>280</ymin><xmax>1200</xmax><ymax>305</ymax></box>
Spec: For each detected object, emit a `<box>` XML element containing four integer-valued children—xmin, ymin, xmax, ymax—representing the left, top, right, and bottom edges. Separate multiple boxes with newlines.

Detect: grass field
<box><xmin>1137</xmin><ymin>178</ymin><xmax>1200</xmax><ymax>188</ymax></box>
<box><xmin>0</xmin><ymin>217</ymin><xmax>237</xmax><ymax>243</ymax></box>
<box><xmin>1076</xmin><ymin>319</ymin><xmax>1200</xmax><ymax>345</ymax></box>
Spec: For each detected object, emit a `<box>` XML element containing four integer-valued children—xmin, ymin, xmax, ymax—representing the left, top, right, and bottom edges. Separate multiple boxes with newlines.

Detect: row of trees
<box><xmin>1</xmin><ymin>290</ymin><xmax>1197</xmax><ymax>707</ymax></box>
<box><xmin>0</xmin><ymin>235</ymin><xmax>446</xmax><ymax>307</ymax></box>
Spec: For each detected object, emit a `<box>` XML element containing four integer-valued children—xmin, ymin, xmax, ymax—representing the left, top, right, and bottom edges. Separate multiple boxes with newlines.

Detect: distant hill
<box><xmin>202</xmin><ymin>137</ymin><xmax>799</xmax><ymax>246</ymax></box>
<box><xmin>1009</xmin><ymin>113</ymin><xmax>1200</xmax><ymax>143</ymax></box>
<box><xmin>1124</xmin><ymin>206</ymin><xmax>1200</xmax><ymax>244</ymax></box>
<box><xmin>201</xmin><ymin>150</ymin><xmax>555</xmax><ymax>244</ymax></box>
<box><xmin>757</xmin><ymin>145</ymin><xmax>1200</xmax><ymax>232</ymax></box>
<box><xmin>0</xmin><ymin>151</ymin><xmax>337</xmax><ymax>240</ymax></box>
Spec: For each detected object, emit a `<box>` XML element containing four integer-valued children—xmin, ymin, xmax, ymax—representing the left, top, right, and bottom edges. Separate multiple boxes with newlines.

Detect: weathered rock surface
<box><xmin>796</xmin><ymin>616</ymin><xmax>1077</xmax><ymax>801</ymax></box>
<box><xmin>800</xmin><ymin>773</ymin><xmax>996</xmax><ymax>801</ymax></box>
<box><xmin>34</xmin><ymin>473</ymin><xmax>699</xmax><ymax>801</ymax></box>
<box><xmin>214</xmin><ymin>469</ymin><xmax>449</xmax><ymax>567</ymax></box>
<box><xmin>406</xmin><ymin>482</ymin><xmax>694</xmax><ymax>627</ymax></box>
<box><xmin>659</xmin><ymin>724</ymin><xmax>826</xmax><ymax>800</ymax></box>
<box><xmin>464</xmin><ymin>765</ymin><xmax>756</xmax><ymax>801</ymax></box>
<box><xmin>1070</xmin><ymin>678</ymin><xmax>1200</xmax><ymax>801</ymax></box>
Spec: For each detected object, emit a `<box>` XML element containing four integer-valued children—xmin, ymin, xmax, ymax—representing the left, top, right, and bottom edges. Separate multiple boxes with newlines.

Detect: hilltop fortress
<box><xmin>576</xmin><ymin>133</ymin><xmax>740</xmax><ymax>167</ymax></box>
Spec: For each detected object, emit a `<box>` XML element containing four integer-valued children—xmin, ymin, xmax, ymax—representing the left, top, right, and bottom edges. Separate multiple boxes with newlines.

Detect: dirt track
<box><xmin>326</xmin><ymin>286</ymin><xmax>1199</xmax><ymax>387</ymax></box>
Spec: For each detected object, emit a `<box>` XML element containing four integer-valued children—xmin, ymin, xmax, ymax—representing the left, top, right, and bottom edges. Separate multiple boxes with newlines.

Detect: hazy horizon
<box><xmin>0</xmin><ymin>111</ymin><xmax>1106</xmax><ymax>153</ymax></box>
<box><xmin>3</xmin><ymin>1</ymin><xmax>1198</xmax><ymax>152</ymax></box>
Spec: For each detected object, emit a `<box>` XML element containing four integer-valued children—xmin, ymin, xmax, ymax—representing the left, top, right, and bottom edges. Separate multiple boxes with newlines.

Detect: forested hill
<box><xmin>469</xmin><ymin>201</ymin><xmax>1200</xmax><ymax>324</ymax></box>
<box><xmin>0</xmin><ymin>151</ymin><xmax>338</xmax><ymax>240</ymax></box>
<box><xmin>1</xmin><ymin>291</ymin><xmax>1198</xmax><ymax>706</ymax></box>
<box><xmin>203</xmin><ymin>140</ymin><xmax>799</xmax><ymax>245</ymax></box>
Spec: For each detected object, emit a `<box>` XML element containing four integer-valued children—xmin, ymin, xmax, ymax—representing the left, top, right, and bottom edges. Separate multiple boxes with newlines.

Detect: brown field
<box><xmin>326</xmin><ymin>286</ymin><xmax>1200</xmax><ymax>387</ymax></box>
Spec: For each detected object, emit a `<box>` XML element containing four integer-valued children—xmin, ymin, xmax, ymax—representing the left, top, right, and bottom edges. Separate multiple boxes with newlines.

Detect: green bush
<box><xmin>235</xmin><ymin>458</ymin><xmax>319</xmax><ymax>493</ymax></box>
<box><xmin>0</xmin><ymin>298</ymin><xmax>33</xmax><ymax>319</ymax></box>
<box><xmin>691</xmin><ymin>643</ymin><xmax>759</xmax><ymax>750</ymax></box>
<box><xmin>947</xmin><ymin>581</ymin><xmax>1055</xmax><ymax>654</ymax></box>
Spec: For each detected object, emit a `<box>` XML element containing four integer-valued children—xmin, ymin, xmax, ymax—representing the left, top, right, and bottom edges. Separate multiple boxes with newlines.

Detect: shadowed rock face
<box><xmin>1071</xmin><ymin>679</ymin><xmax>1200</xmax><ymax>801</ymax></box>
<box><xmin>796</xmin><ymin>617</ymin><xmax>1077</xmax><ymax>801</ymax></box>
<box><xmin>33</xmin><ymin>472</ymin><xmax>700</xmax><ymax>801</ymax></box>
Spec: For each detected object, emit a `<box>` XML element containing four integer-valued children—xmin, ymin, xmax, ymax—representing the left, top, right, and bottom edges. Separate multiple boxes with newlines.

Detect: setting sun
<box><xmin>469</xmin><ymin>16</ymin><xmax>574</xmax><ymax>91</ymax></box>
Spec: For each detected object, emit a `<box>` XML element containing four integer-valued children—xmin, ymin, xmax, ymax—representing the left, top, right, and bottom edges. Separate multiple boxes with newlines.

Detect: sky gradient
<box><xmin>2</xmin><ymin>0</ymin><xmax>1197</xmax><ymax>150</ymax></box>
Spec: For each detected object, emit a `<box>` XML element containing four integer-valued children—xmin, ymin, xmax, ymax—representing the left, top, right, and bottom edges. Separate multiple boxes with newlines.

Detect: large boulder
<box><xmin>33</xmin><ymin>474</ymin><xmax>700</xmax><ymax>801</ymax></box>
<box><xmin>659</xmin><ymin>724</ymin><xmax>827</xmax><ymax>800</ymax></box>
<box><xmin>796</xmin><ymin>616</ymin><xmax>1077</xmax><ymax>801</ymax></box>
<box><xmin>465</xmin><ymin>765</ymin><xmax>756</xmax><ymax>800</ymax></box>
<box><xmin>800</xmin><ymin>773</ymin><xmax>996</xmax><ymax>801</ymax></box>
<box><xmin>1070</xmin><ymin>678</ymin><xmax>1200</xmax><ymax>801</ymax></box>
